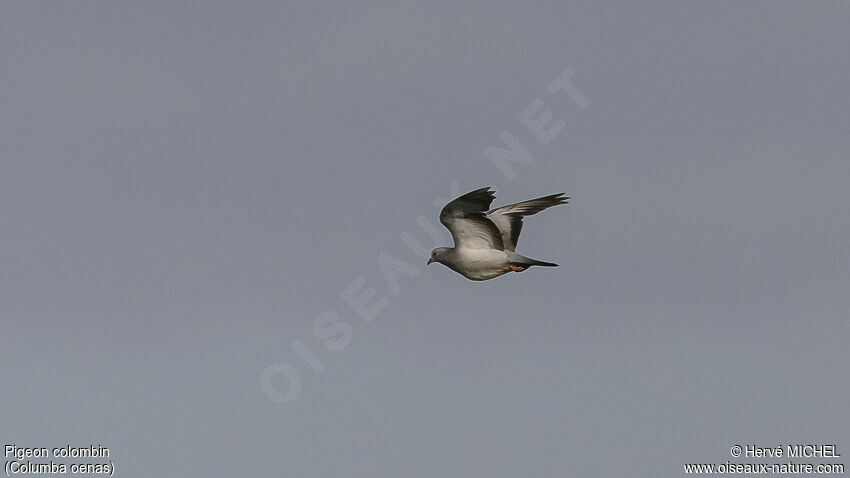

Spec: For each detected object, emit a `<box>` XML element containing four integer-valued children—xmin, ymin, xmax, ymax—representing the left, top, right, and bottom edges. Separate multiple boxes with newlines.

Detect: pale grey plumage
<box><xmin>486</xmin><ymin>192</ymin><xmax>569</xmax><ymax>252</ymax></box>
<box><xmin>427</xmin><ymin>187</ymin><xmax>569</xmax><ymax>281</ymax></box>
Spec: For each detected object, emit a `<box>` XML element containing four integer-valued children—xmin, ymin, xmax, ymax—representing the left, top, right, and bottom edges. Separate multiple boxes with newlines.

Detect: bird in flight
<box><xmin>427</xmin><ymin>187</ymin><xmax>569</xmax><ymax>281</ymax></box>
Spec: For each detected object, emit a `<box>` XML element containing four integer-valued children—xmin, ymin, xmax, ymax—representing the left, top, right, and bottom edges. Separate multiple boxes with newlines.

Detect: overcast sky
<box><xmin>2</xmin><ymin>1</ymin><xmax>849</xmax><ymax>477</ymax></box>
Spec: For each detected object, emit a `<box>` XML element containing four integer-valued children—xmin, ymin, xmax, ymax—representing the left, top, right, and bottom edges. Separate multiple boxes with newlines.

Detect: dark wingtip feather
<box><xmin>551</xmin><ymin>192</ymin><xmax>570</xmax><ymax>204</ymax></box>
<box><xmin>465</xmin><ymin>186</ymin><xmax>496</xmax><ymax>202</ymax></box>
<box><xmin>443</xmin><ymin>186</ymin><xmax>498</xmax><ymax>215</ymax></box>
<box><xmin>503</xmin><ymin>192</ymin><xmax>570</xmax><ymax>216</ymax></box>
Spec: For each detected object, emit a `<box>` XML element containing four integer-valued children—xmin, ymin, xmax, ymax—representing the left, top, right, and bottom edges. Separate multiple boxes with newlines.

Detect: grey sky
<box><xmin>2</xmin><ymin>1</ymin><xmax>848</xmax><ymax>477</ymax></box>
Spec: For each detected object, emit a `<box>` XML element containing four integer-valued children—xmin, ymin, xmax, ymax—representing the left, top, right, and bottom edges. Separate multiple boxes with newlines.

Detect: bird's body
<box><xmin>436</xmin><ymin>248</ymin><xmax>512</xmax><ymax>281</ymax></box>
<box><xmin>436</xmin><ymin>248</ymin><xmax>557</xmax><ymax>281</ymax></box>
<box><xmin>427</xmin><ymin>187</ymin><xmax>568</xmax><ymax>281</ymax></box>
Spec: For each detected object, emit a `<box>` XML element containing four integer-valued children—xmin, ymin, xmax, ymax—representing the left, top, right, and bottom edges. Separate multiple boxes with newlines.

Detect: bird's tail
<box><xmin>507</xmin><ymin>252</ymin><xmax>558</xmax><ymax>268</ymax></box>
<box><xmin>524</xmin><ymin>258</ymin><xmax>558</xmax><ymax>267</ymax></box>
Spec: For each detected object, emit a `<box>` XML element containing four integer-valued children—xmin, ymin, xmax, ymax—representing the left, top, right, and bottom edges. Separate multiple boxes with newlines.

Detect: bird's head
<box><xmin>427</xmin><ymin>247</ymin><xmax>451</xmax><ymax>265</ymax></box>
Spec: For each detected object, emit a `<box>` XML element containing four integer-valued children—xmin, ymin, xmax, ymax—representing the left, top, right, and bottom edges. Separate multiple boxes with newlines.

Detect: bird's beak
<box><xmin>426</xmin><ymin>257</ymin><xmax>435</xmax><ymax>265</ymax></box>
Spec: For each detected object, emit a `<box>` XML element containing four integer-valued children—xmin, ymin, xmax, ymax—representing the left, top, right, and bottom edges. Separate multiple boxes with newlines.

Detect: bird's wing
<box><xmin>486</xmin><ymin>193</ymin><xmax>569</xmax><ymax>251</ymax></box>
<box><xmin>439</xmin><ymin>187</ymin><xmax>505</xmax><ymax>250</ymax></box>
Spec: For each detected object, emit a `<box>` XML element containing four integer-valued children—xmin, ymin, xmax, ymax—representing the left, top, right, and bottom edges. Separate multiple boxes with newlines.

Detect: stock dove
<box><xmin>427</xmin><ymin>187</ymin><xmax>568</xmax><ymax>281</ymax></box>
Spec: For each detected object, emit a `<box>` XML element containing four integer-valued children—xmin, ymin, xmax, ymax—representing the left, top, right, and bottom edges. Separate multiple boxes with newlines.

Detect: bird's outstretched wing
<box><xmin>486</xmin><ymin>193</ymin><xmax>569</xmax><ymax>251</ymax></box>
<box><xmin>439</xmin><ymin>187</ymin><xmax>505</xmax><ymax>250</ymax></box>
